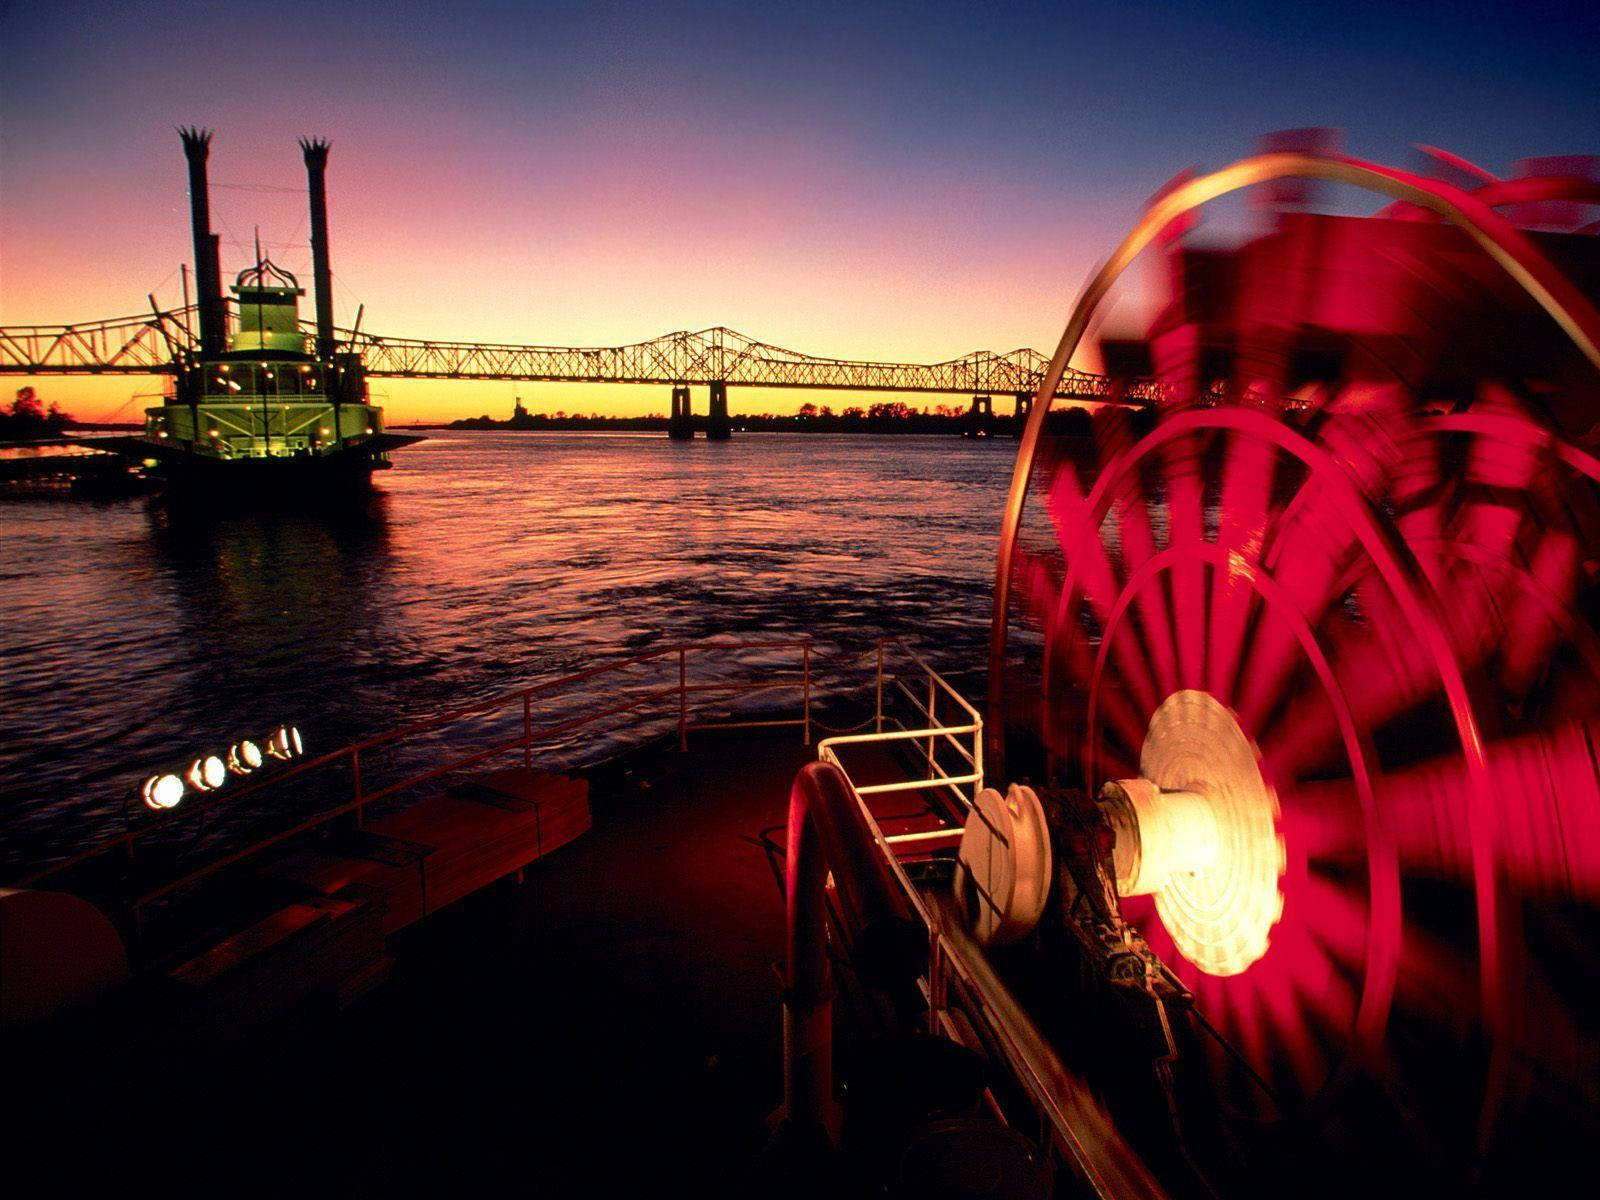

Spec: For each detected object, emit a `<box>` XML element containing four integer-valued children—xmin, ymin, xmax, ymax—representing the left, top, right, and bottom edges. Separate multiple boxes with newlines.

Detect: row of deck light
<box><xmin>141</xmin><ymin>724</ymin><xmax>304</xmax><ymax>811</ymax></box>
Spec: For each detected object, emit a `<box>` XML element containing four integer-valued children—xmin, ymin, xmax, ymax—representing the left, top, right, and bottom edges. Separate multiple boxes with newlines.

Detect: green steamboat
<box><xmin>131</xmin><ymin>129</ymin><xmax>417</xmax><ymax>491</ymax></box>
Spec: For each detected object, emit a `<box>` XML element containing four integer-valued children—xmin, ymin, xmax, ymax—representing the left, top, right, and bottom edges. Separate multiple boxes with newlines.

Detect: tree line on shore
<box><xmin>0</xmin><ymin>388</ymin><xmax>76</xmax><ymax>440</ymax></box>
<box><xmin>445</xmin><ymin>399</ymin><xmax>1114</xmax><ymax>435</ymax></box>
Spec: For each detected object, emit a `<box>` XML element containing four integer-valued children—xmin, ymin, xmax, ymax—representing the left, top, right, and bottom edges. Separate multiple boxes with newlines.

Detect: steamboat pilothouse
<box><xmin>129</xmin><ymin>129</ymin><xmax>418</xmax><ymax>489</ymax></box>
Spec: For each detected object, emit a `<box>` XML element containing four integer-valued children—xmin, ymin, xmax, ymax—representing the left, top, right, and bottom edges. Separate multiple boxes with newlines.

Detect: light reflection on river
<box><xmin>0</xmin><ymin>430</ymin><xmax>1013</xmax><ymax>866</ymax></box>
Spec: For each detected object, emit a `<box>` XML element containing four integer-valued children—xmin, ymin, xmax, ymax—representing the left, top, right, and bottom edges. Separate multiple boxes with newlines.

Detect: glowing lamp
<box><xmin>187</xmin><ymin>755</ymin><xmax>227</xmax><ymax>792</ymax></box>
<box><xmin>267</xmin><ymin>725</ymin><xmax>303</xmax><ymax>760</ymax></box>
<box><xmin>228</xmin><ymin>740</ymin><xmax>263</xmax><ymax>774</ymax></box>
<box><xmin>1099</xmin><ymin>691</ymin><xmax>1284</xmax><ymax>977</ymax></box>
<box><xmin>208</xmin><ymin>429</ymin><xmax>219</xmax><ymax>438</ymax></box>
<box><xmin>319</xmin><ymin>427</ymin><xmax>330</xmax><ymax>435</ymax></box>
<box><xmin>142</xmin><ymin>773</ymin><xmax>185</xmax><ymax>811</ymax></box>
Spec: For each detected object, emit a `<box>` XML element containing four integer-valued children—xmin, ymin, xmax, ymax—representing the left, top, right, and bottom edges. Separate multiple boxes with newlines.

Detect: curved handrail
<box><xmin>780</xmin><ymin>760</ymin><xmax>923</xmax><ymax>1137</ymax></box>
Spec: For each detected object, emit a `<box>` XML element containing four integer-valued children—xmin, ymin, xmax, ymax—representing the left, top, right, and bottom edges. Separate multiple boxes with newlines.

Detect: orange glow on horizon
<box><xmin>0</xmin><ymin>122</ymin><xmax>1149</xmax><ymax>425</ymax></box>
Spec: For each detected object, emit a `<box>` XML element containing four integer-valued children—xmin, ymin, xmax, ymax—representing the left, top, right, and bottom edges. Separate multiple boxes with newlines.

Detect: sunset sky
<box><xmin>2</xmin><ymin>0</ymin><xmax>1596</xmax><ymax>423</ymax></box>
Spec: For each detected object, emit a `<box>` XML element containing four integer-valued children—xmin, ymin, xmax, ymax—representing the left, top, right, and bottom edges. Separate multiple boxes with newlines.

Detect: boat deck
<box><xmin>13</xmin><ymin>727</ymin><xmax>848</xmax><ymax>1194</ymax></box>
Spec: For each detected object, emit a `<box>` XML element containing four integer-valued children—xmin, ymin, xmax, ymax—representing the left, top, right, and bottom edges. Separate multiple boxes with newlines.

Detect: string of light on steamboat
<box><xmin>140</xmin><ymin>724</ymin><xmax>304</xmax><ymax>811</ymax></box>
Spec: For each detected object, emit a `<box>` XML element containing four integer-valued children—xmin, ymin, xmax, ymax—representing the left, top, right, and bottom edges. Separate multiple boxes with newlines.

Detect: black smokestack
<box><xmin>179</xmin><ymin>127</ymin><xmax>225</xmax><ymax>357</ymax></box>
<box><xmin>299</xmin><ymin>137</ymin><xmax>336</xmax><ymax>361</ymax></box>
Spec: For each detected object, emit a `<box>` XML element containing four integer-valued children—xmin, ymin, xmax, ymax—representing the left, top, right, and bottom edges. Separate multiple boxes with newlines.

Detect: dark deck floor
<box><xmin>15</xmin><ymin>728</ymin><xmax>820</xmax><ymax>1196</ymax></box>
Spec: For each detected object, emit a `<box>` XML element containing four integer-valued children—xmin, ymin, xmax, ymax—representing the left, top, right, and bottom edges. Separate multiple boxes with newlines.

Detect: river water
<box><xmin>1</xmin><ymin>430</ymin><xmax>1015</xmax><ymax>868</ymax></box>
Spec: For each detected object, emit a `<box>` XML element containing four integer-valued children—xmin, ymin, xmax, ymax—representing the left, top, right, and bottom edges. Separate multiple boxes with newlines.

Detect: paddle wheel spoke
<box><xmin>1044</xmin><ymin>462</ymin><xmax>1161</xmax><ymax>717</ymax></box>
<box><xmin>1207</xmin><ymin>431</ymin><xmax>1275</xmax><ymax>703</ymax></box>
<box><xmin>1381</xmin><ymin>719</ymin><xmax>1600</xmax><ymax>902</ymax></box>
<box><xmin>1013</xmin><ymin>545</ymin><xmax>1147</xmax><ymax>759</ymax></box>
<box><xmin>1110</xmin><ymin>490</ymin><xmax>1180</xmax><ymax>698</ymax></box>
<box><xmin>1260</xmin><ymin>582</ymin><xmax>1451</xmax><ymax>782</ymax></box>
<box><xmin>1392</xmin><ymin>921</ymin><xmax>1480</xmax><ymax>1025</ymax></box>
<box><xmin>1159</xmin><ymin>433</ymin><xmax>1208</xmax><ymax>690</ymax></box>
<box><xmin>1496</xmin><ymin>531</ymin><xmax>1583</xmax><ymax>695</ymax></box>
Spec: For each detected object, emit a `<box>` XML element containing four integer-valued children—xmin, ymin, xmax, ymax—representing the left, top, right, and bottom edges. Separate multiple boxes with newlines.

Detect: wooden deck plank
<box><xmin>259</xmin><ymin>769</ymin><xmax>590</xmax><ymax>936</ymax></box>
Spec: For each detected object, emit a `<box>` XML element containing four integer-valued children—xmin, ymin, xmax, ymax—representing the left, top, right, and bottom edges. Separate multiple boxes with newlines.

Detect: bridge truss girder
<box><xmin>0</xmin><ymin>309</ymin><xmax>188</xmax><ymax>375</ymax></box>
<box><xmin>0</xmin><ymin>309</ymin><xmax>1158</xmax><ymax>402</ymax></box>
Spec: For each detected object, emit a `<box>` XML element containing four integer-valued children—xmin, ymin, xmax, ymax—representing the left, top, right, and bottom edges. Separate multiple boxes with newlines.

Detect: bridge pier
<box><xmin>964</xmin><ymin>394</ymin><xmax>994</xmax><ymax>439</ymax></box>
<box><xmin>668</xmin><ymin>385</ymin><xmax>694</xmax><ymax>440</ymax></box>
<box><xmin>706</xmin><ymin>381</ymin><xmax>731</xmax><ymax>440</ymax></box>
<box><xmin>1012</xmin><ymin>391</ymin><xmax>1032</xmax><ymax>436</ymax></box>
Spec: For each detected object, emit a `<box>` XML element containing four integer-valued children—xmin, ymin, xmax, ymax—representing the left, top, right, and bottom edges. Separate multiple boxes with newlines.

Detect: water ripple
<box><xmin>0</xmin><ymin>430</ymin><xmax>1013</xmax><ymax>867</ymax></box>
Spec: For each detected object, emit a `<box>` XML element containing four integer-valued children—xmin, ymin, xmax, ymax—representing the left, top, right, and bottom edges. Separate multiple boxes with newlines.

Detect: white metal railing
<box><xmin>816</xmin><ymin>651</ymin><xmax>1166</xmax><ymax>1197</ymax></box>
<box><xmin>817</xmin><ymin>642</ymin><xmax>984</xmax><ymax>843</ymax></box>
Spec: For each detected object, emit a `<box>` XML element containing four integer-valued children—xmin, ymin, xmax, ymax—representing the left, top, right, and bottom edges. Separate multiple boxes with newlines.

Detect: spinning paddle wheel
<box><xmin>988</xmin><ymin>148</ymin><xmax>1600</xmax><ymax>1195</ymax></box>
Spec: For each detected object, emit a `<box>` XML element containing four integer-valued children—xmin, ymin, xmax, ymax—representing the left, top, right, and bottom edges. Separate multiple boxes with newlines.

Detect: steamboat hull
<box><xmin>107</xmin><ymin>432</ymin><xmax>422</xmax><ymax>498</ymax></box>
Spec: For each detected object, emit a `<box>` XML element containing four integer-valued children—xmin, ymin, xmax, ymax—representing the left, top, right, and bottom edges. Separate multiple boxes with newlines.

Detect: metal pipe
<box><xmin>180</xmin><ymin>263</ymin><xmax>192</xmax><ymax>348</ymax></box>
<box><xmin>875</xmin><ymin>639</ymin><xmax>885</xmax><ymax>734</ymax></box>
<box><xmin>207</xmin><ymin>233</ymin><xmax>225</xmax><ymax>348</ymax></box>
<box><xmin>802</xmin><ymin>643</ymin><xmax>812</xmax><ymax>745</ymax></box>
<box><xmin>926</xmin><ymin>893</ymin><xmax>1171</xmax><ymax>1200</ymax></box>
<box><xmin>782</xmin><ymin>761</ymin><xmax>923</xmax><ymax>1141</ymax></box>
<box><xmin>178</xmin><ymin>127</ymin><xmax>223</xmax><ymax>358</ymax></box>
<box><xmin>523</xmin><ymin>691</ymin><xmax>533</xmax><ymax>770</ymax></box>
<box><xmin>299</xmin><ymin>137</ymin><xmax>337</xmax><ymax>363</ymax></box>
<box><xmin>678</xmin><ymin>646</ymin><xmax>688</xmax><ymax>751</ymax></box>
<box><xmin>352</xmin><ymin>747</ymin><xmax>364</xmax><ymax>828</ymax></box>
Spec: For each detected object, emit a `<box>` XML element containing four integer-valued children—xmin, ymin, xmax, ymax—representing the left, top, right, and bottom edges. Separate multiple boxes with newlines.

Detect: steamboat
<box><xmin>113</xmin><ymin>130</ymin><xmax>418</xmax><ymax>491</ymax></box>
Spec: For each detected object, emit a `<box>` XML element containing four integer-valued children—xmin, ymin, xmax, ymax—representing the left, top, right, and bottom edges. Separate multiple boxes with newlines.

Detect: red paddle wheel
<box><xmin>991</xmin><ymin>148</ymin><xmax>1600</xmax><ymax>1192</ymax></box>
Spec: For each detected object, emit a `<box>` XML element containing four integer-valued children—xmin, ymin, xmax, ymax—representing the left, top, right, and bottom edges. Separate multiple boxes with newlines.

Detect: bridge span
<box><xmin>0</xmin><ymin>307</ymin><xmax>1156</xmax><ymax>437</ymax></box>
<box><xmin>0</xmin><ymin>308</ymin><xmax>1153</xmax><ymax>393</ymax></box>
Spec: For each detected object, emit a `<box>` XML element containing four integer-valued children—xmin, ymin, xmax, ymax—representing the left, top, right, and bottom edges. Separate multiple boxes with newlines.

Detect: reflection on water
<box><xmin>0</xmin><ymin>430</ymin><xmax>1012</xmax><ymax>865</ymax></box>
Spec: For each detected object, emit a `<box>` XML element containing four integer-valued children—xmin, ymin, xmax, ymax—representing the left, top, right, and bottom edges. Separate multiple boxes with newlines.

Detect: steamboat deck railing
<box><xmin>805</xmin><ymin>683</ymin><xmax>1169</xmax><ymax>1199</ymax></box>
<box><xmin>818</xmin><ymin>646</ymin><xmax>984</xmax><ymax>826</ymax></box>
<box><xmin>12</xmin><ymin>635</ymin><xmax>977</xmax><ymax>942</ymax></box>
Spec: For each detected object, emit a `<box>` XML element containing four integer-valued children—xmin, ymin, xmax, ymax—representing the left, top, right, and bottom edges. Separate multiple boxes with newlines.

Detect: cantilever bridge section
<box><xmin>0</xmin><ymin>308</ymin><xmax>1154</xmax><ymax>403</ymax></box>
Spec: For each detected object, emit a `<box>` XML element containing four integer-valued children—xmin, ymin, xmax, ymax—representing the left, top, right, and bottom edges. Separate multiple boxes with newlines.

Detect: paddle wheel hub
<box><xmin>1101</xmin><ymin>691</ymin><xmax>1284</xmax><ymax>976</ymax></box>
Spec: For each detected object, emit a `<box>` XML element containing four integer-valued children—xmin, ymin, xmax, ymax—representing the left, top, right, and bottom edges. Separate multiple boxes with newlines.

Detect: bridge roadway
<box><xmin>0</xmin><ymin>307</ymin><xmax>1158</xmax><ymax>403</ymax></box>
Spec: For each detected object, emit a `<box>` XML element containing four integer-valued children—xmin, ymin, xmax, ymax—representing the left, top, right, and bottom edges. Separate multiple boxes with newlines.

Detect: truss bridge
<box><xmin>0</xmin><ymin>306</ymin><xmax>1152</xmax><ymax>436</ymax></box>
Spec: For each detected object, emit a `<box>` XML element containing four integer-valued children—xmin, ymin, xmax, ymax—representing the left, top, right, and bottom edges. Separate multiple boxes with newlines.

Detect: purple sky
<box><xmin>3</xmin><ymin>0</ymin><xmax>1595</xmax><ymax>419</ymax></box>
